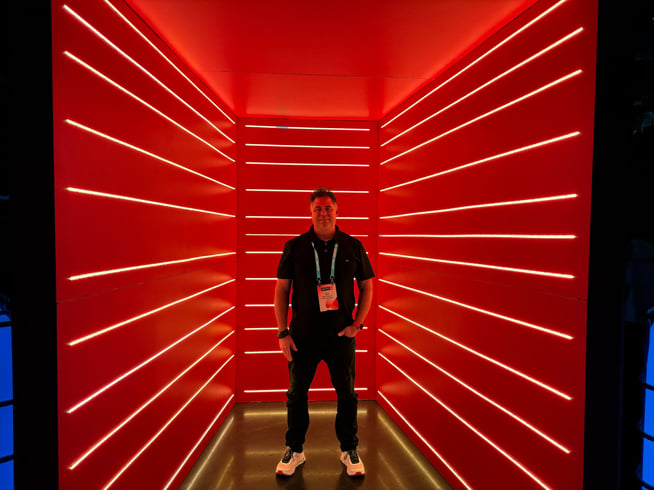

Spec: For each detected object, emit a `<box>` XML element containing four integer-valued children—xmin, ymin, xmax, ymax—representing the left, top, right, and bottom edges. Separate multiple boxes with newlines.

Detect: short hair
<box><xmin>310</xmin><ymin>187</ymin><xmax>337</xmax><ymax>204</ymax></box>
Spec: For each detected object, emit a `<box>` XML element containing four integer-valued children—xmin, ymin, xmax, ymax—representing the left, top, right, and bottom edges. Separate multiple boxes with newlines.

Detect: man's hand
<box><xmin>337</xmin><ymin>325</ymin><xmax>360</xmax><ymax>338</ymax></box>
<box><xmin>279</xmin><ymin>335</ymin><xmax>297</xmax><ymax>361</ymax></box>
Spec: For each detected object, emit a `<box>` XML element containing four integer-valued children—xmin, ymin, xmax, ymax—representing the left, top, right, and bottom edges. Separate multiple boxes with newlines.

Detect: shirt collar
<box><xmin>309</xmin><ymin>225</ymin><xmax>340</xmax><ymax>244</ymax></box>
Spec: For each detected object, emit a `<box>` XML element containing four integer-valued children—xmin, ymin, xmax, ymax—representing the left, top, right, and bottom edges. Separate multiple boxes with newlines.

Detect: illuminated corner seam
<box><xmin>66</xmin><ymin>187</ymin><xmax>236</xmax><ymax>217</ymax></box>
<box><xmin>103</xmin><ymin>0</ymin><xmax>235</xmax><ymax>124</ymax></box>
<box><xmin>380</xmin><ymin>193</ymin><xmax>577</xmax><ymax>219</ymax></box>
<box><xmin>379</xmin><ymin>355</ymin><xmax>552</xmax><ymax>489</ymax></box>
<box><xmin>62</xmin><ymin>51</ymin><xmax>235</xmax><ymax>162</ymax></box>
<box><xmin>379</xmin><ymin>252</ymin><xmax>575</xmax><ymax>279</ymax></box>
<box><xmin>381</xmin><ymin>0</ymin><xmax>569</xmax><ymax>128</ymax></box>
<box><xmin>65</xmin><ymin>119</ymin><xmax>235</xmax><ymax>189</ymax></box>
<box><xmin>103</xmin><ymin>355</ymin><xmax>235</xmax><ymax>489</ymax></box>
<box><xmin>377</xmin><ymin>390</ymin><xmax>472</xmax><ymax>489</ymax></box>
<box><xmin>67</xmin><ymin>333</ymin><xmax>235</xmax><ymax>467</ymax></box>
<box><xmin>378</xmin><ymin>331</ymin><xmax>571</xmax><ymax>452</ymax></box>
<box><xmin>63</xmin><ymin>5</ymin><xmax>234</xmax><ymax>143</ymax></box>
<box><xmin>380</xmin><ymin>132</ymin><xmax>580</xmax><ymax>192</ymax></box>
<box><xmin>68</xmin><ymin>252</ymin><xmax>235</xmax><ymax>281</ymax></box>
<box><xmin>380</xmin><ymin>70</ymin><xmax>583</xmax><ymax>166</ymax></box>
<box><xmin>379</xmin><ymin>279</ymin><xmax>573</xmax><ymax>340</ymax></box>
<box><xmin>68</xmin><ymin>281</ymin><xmax>235</xmax><ymax>346</ymax></box>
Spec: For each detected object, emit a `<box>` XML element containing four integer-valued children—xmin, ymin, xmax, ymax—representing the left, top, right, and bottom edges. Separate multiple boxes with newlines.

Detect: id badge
<box><xmin>317</xmin><ymin>283</ymin><xmax>339</xmax><ymax>312</ymax></box>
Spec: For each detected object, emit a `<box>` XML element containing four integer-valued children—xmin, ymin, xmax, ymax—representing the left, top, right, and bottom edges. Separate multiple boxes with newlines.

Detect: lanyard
<box><xmin>311</xmin><ymin>242</ymin><xmax>338</xmax><ymax>285</ymax></box>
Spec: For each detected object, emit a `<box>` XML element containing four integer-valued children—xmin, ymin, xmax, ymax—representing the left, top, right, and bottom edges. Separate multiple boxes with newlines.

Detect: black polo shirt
<box><xmin>277</xmin><ymin>225</ymin><xmax>375</xmax><ymax>342</ymax></box>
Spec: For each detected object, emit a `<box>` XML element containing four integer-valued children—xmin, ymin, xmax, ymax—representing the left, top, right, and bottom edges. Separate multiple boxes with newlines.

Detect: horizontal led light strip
<box><xmin>103</xmin><ymin>355</ymin><xmax>235</xmax><ymax>489</ymax></box>
<box><xmin>67</xmin><ymin>187</ymin><xmax>235</xmax><ymax>218</ymax></box>
<box><xmin>380</xmin><ymin>132</ymin><xmax>580</xmax><ymax>192</ymax></box>
<box><xmin>380</xmin><ymin>70</ymin><xmax>583</xmax><ymax>166</ymax></box>
<box><xmin>245</xmin><ymin>189</ymin><xmax>368</xmax><ymax>194</ymax></box>
<box><xmin>245</xmin><ymin>233</ymin><xmax>368</xmax><ymax>238</ymax></box>
<box><xmin>380</xmin><ymin>305</ymin><xmax>571</xmax><ymax>399</ymax></box>
<box><xmin>68</xmin><ymin>280</ymin><xmax>235</xmax><ymax>345</ymax></box>
<box><xmin>246</xmin><ymin>162</ymin><xmax>369</xmax><ymax>167</ymax></box>
<box><xmin>245</xmin><ymin>215</ymin><xmax>367</xmax><ymax>220</ymax></box>
<box><xmin>164</xmin><ymin>394</ymin><xmax>235</xmax><ymax>489</ymax></box>
<box><xmin>63</xmin><ymin>52</ymin><xmax>235</xmax><ymax>162</ymax></box>
<box><xmin>245</xmin><ymin>278</ymin><xmax>276</xmax><ymax>281</ymax></box>
<box><xmin>63</xmin><ymin>5</ymin><xmax>234</xmax><ymax>143</ymax></box>
<box><xmin>381</xmin><ymin>28</ymin><xmax>584</xmax><ymax>147</ymax></box>
<box><xmin>379</xmin><ymin>279</ymin><xmax>573</xmax><ymax>340</ymax></box>
<box><xmin>381</xmin><ymin>194</ymin><xmax>577</xmax><ymax>219</ymax></box>
<box><xmin>381</xmin><ymin>0</ymin><xmax>568</xmax><ymax>128</ymax></box>
<box><xmin>380</xmin><ymin>252</ymin><xmax>574</xmax><ymax>279</ymax></box>
<box><xmin>68</xmin><ymin>330</ymin><xmax>234</xmax><ymax>465</ymax></box>
<box><xmin>380</xmin><ymin>234</ymin><xmax>575</xmax><ymax>239</ymax></box>
<box><xmin>377</xmin><ymin>390</ymin><xmax>472</xmax><ymax>489</ymax></box>
<box><xmin>104</xmin><ymin>0</ymin><xmax>235</xmax><ymax>125</ymax></box>
<box><xmin>245</xmin><ymin>125</ymin><xmax>369</xmax><ymax>131</ymax></box>
<box><xmin>379</xmin><ymin>354</ymin><xmax>551</xmax><ymax>490</ymax></box>
<box><xmin>243</xmin><ymin>388</ymin><xmax>367</xmax><ymax>393</ymax></box>
<box><xmin>243</xmin><ymin>327</ymin><xmax>276</xmax><ymax>331</ymax></box>
<box><xmin>68</xmin><ymin>252</ymin><xmax>235</xmax><ymax>281</ymax></box>
<box><xmin>379</xmin><ymin>330</ymin><xmax>570</xmax><ymax>452</ymax></box>
<box><xmin>245</xmin><ymin>251</ymin><xmax>280</xmax><ymax>254</ymax></box>
<box><xmin>65</xmin><ymin>120</ymin><xmax>235</xmax><ymax>189</ymax></box>
<box><xmin>245</xmin><ymin>143</ymin><xmax>369</xmax><ymax>149</ymax></box>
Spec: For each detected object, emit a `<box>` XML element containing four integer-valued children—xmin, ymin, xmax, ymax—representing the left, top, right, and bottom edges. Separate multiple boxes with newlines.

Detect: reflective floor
<box><xmin>180</xmin><ymin>401</ymin><xmax>452</xmax><ymax>490</ymax></box>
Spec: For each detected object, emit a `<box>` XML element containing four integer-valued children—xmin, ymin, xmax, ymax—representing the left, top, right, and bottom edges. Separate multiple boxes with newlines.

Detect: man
<box><xmin>274</xmin><ymin>187</ymin><xmax>374</xmax><ymax>478</ymax></box>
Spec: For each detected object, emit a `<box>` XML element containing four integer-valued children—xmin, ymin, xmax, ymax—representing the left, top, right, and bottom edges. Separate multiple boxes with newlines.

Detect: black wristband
<box><xmin>278</xmin><ymin>329</ymin><xmax>291</xmax><ymax>339</ymax></box>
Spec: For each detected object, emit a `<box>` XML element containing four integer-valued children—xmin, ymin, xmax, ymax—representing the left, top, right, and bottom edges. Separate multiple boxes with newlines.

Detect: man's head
<box><xmin>310</xmin><ymin>187</ymin><xmax>338</xmax><ymax>237</ymax></box>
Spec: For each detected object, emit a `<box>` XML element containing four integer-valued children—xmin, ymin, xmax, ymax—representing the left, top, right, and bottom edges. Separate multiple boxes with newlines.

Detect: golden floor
<box><xmin>180</xmin><ymin>400</ymin><xmax>452</xmax><ymax>490</ymax></box>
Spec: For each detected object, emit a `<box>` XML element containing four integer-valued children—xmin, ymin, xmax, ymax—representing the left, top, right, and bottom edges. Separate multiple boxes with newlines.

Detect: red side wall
<box><xmin>52</xmin><ymin>1</ymin><xmax>237</xmax><ymax>488</ymax></box>
<box><xmin>377</xmin><ymin>0</ymin><xmax>597</xmax><ymax>488</ymax></box>
<box><xmin>236</xmin><ymin>118</ymin><xmax>378</xmax><ymax>403</ymax></box>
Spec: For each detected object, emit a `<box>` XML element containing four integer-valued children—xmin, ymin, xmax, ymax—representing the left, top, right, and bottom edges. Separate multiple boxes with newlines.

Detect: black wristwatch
<box><xmin>353</xmin><ymin>321</ymin><xmax>364</xmax><ymax>330</ymax></box>
<box><xmin>278</xmin><ymin>329</ymin><xmax>291</xmax><ymax>339</ymax></box>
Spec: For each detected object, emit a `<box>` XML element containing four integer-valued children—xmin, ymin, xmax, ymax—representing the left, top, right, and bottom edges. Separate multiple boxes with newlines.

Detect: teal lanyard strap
<box><xmin>311</xmin><ymin>242</ymin><xmax>338</xmax><ymax>285</ymax></box>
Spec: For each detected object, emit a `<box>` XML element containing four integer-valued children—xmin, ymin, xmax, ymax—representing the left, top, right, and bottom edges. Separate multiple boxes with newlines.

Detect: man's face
<box><xmin>310</xmin><ymin>197</ymin><xmax>337</xmax><ymax>234</ymax></box>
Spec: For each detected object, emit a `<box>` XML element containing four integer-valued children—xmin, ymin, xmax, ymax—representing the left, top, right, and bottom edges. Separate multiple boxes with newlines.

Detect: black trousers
<box><xmin>285</xmin><ymin>336</ymin><xmax>358</xmax><ymax>452</ymax></box>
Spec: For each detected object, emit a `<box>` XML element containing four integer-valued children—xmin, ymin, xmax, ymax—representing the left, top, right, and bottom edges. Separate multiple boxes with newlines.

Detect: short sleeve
<box><xmin>276</xmin><ymin>240</ymin><xmax>294</xmax><ymax>279</ymax></box>
<box><xmin>355</xmin><ymin>240</ymin><xmax>375</xmax><ymax>281</ymax></box>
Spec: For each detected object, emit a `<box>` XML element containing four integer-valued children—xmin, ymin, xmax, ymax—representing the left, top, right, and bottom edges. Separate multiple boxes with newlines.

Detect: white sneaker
<box><xmin>340</xmin><ymin>449</ymin><xmax>365</xmax><ymax>477</ymax></box>
<box><xmin>276</xmin><ymin>447</ymin><xmax>305</xmax><ymax>476</ymax></box>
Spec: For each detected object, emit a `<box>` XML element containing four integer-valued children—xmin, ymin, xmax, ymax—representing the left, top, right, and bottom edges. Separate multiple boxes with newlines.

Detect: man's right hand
<box><xmin>279</xmin><ymin>335</ymin><xmax>297</xmax><ymax>361</ymax></box>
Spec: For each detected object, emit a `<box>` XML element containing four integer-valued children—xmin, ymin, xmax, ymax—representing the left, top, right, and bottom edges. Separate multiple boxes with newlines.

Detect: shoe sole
<box><xmin>275</xmin><ymin>459</ymin><xmax>305</xmax><ymax>476</ymax></box>
<box><xmin>340</xmin><ymin>458</ymin><xmax>365</xmax><ymax>477</ymax></box>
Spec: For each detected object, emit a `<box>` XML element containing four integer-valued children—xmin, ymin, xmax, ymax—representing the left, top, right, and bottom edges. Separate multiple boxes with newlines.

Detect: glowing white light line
<box><xmin>245</xmin><ymin>125</ymin><xmax>369</xmax><ymax>131</ymax></box>
<box><xmin>245</xmin><ymin>251</ymin><xmax>281</xmax><ymax>254</ymax></box>
<box><xmin>164</xmin><ymin>394</ymin><xmax>235</xmax><ymax>489</ymax></box>
<box><xmin>103</xmin><ymin>355</ymin><xmax>235</xmax><ymax>489</ymax></box>
<box><xmin>245</xmin><ymin>215</ymin><xmax>368</xmax><ymax>220</ymax></box>
<box><xmin>381</xmin><ymin>194</ymin><xmax>577</xmax><ymax>219</ymax></box>
<box><xmin>243</xmin><ymin>327</ymin><xmax>276</xmax><ymax>331</ymax></box>
<box><xmin>245</xmin><ymin>304</ymin><xmax>275</xmax><ymax>307</ymax></box>
<box><xmin>377</xmin><ymin>390</ymin><xmax>472</xmax><ymax>489</ymax></box>
<box><xmin>245</xmin><ymin>278</ymin><xmax>277</xmax><ymax>281</ymax></box>
<box><xmin>65</xmin><ymin>120</ymin><xmax>235</xmax><ymax>189</ymax></box>
<box><xmin>379</xmin><ymin>279</ymin><xmax>573</xmax><ymax>341</ymax></box>
<box><xmin>63</xmin><ymin>51</ymin><xmax>235</xmax><ymax>162</ymax></box>
<box><xmin>246</xmin><ymin>161</ymin><xmax>369</xmax><ymax>167</ymax></box>
<box><xmin>67</xmin><ymin>311</ymin><xmax>235</xmax><ymax>415</ymax></box>
<box><xmin>380</xmin><ymin>252</ymin><xmax>574</xmax><ymax>279</ymax></box>
<box><xmin>246</xmin><ymin>143</ymin><xmax>369</xmax><ymax>149</ymax></box>
<box><xmin>379</xmin><ymin>330</ymin><xmax>570</xmax><ymax>453</ymax></box>
<box><xmin>379</xmin><ymin>234</ymin><xmax>576</xmax><ymax>239</ymax></box>
<box><xmin>103</xmin><ymin>0</ymin><xmax>235</xmax><ymax>125</ymax></box>
<box><xmin>68</xmin><ymin>331</ymin><xmax>234</xmax><ymax>466</ymax></box>
<box><xmin>63</xmin><ymin>5</ymin><xmax>233</xmax><ymax>143</ymax></box>
<box><xmin>66</xmin><ymin>187</ymin><xmax>235</xmax><ymax>217</ymax></box>
<box><xmin>381</xmin><ymin>0</ymin><xmax>569</xmax><ymax>128</ymax></box>
<box><xmin>245</xmin><ymin>233</ymin><xmax>298</xmax><ymax>237</ymax></box>
<box><xmin>380</xmin><ymin>70</ymin><xmax>583</xmax><ymax>166</ymax></box>
<box><xmin>382</xmin><ymin>28</ymin><xmax>584</xmax><ymax>147</ymax></box>
<box><xmin>245</xmin><ymin>188</ymin><xmax>369</xmax><ymax>194</ymax></box>
<box><xmin>380</xmin><ymin>132</ymin><xmax>580</xmax><ymax>192</ymax></box>
<box><xmin>68</xmin><ymin>252</ymin><xmax>235</xmax><ymax>281</ymax></box>
<box><xmin>68</xmin><ymin>280</ymin><xmax>235</xmax><ymax>345</ymax></box>
<box><xmin>380</xmin><ymin>305</ymin><xmax>571</xmax><ymax>399</ymax></box>
<box><xmin>379</xmin><ymin>354</ymin><xmax>552</xmax><ymax>489</ymax></box>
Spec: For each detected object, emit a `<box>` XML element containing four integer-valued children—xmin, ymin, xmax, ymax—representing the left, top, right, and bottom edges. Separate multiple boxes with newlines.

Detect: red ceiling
<box><xmin>125</xmin><ymin>0</ymin><xmax>540</xmax><ymax>120</ymax></box>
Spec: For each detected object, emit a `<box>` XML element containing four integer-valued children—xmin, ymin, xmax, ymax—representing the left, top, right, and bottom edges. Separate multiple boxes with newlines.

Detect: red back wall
<box><xmin>377</xmin><ymin>0</ymin><xmax>597</xmax><ymax>488</ymax></box>
<box><xmin>236</xmin><ymin>118</ymin><xmax>378</xmax><ymax>403</ymax></box>
<box><xmin>52</xmin><ymin>1</ymin><xmax>236</xmax><ymax>488</ymax></box>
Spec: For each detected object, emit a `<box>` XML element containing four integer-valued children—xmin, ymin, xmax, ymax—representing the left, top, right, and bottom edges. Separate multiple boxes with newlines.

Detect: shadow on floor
<box><xmin>180</xmin><ymin>400</ymin><xmax>452</xmax><ymax>490</ymax></box>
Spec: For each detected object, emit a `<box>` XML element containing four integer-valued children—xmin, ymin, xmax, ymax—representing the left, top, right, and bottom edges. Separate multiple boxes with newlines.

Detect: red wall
<box><xmin>236</xmin><ymin>118</ymin><xmax>378</xmax><ymax>403</ymax></box>
<box><xmin>52</xmin><ymin>1</ymin><xmax>236</xmax><ymax>488</ymax></box>
<box><xmin>377</xmin><ymin>0</ymin><xmax>597</xmax><ymax>488</ymax></box>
